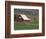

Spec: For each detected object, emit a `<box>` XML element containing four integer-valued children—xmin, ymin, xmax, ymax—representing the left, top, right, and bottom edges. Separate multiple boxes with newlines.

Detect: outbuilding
<box><xmin>15</xmin><ymin>14</ymin><xmax>31</xmax><ymax>22</ymax></box>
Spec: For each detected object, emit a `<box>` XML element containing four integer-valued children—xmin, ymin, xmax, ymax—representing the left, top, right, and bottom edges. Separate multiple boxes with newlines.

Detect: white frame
<box><xmin>11</xmin><ymin>5</ymin><xmax>42</xmax><ymax>34</ymax></box>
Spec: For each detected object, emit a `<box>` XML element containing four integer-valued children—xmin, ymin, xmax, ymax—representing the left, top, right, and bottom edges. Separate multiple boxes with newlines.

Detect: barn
<box><xmin>15</xmin><ymin>14</ymin><xmax>31</xmax><ymax>22</ymax></box>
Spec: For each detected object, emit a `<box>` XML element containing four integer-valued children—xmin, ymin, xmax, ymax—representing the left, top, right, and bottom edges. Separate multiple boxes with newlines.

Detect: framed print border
<box><xmin>5</xmin><ymin>1</ymin><xmax>45</xmax><ymax>38</ymax></box>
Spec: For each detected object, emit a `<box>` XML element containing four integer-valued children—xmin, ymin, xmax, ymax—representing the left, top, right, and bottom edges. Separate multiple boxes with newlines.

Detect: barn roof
<box><xmin>20</xmin><ymin>14</ymin><xmax>31</xmax><ymax>20</ymax></box>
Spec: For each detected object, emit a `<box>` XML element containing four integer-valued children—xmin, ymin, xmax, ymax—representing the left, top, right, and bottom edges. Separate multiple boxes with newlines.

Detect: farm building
<box><xmin>14</xmin><ymin>14</ymin><xmax>31</xmax><ymax>22</ymax></box>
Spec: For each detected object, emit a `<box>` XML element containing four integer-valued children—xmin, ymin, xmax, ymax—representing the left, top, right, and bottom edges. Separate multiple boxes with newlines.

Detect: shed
<box><xmin>15</xmin><ymin>14</ymin><xmax>31</xmax><ymax>22</ymax></box>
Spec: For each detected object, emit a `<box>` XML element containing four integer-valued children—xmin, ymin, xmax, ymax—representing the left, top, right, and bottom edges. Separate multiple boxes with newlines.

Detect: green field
<box><xmin>14</xmin><ymin>22</ymin><xmax>39</xmax><ymax>30</ymax></box>
<box><xmin>14</xmin><ymin>16</ymin><xmax>39</xmax><ymax>30</ymax></box>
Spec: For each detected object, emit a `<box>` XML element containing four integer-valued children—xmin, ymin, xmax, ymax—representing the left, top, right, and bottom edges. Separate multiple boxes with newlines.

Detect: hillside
<box><xmin>14</xmin><ymin>9</ymin><xmax>39</xmax><ymax>16</ymax></box>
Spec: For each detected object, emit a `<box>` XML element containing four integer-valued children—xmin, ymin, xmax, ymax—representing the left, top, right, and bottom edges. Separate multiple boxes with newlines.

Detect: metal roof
<box><xmin>20</xmin><ymin>14</ymin><xmax>31</xmax><ymax>20</ymax></box>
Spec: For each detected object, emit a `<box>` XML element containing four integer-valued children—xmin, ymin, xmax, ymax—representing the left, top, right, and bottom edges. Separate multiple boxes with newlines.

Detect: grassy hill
<box><xmin>14</xmin><ymin>9</ymin><xmax>39</xmax><ymax>16</ymax></box>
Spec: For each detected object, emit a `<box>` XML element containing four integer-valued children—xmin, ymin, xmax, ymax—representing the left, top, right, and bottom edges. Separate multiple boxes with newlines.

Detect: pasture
<box><xmin>14</xmin><ymin>16</ymin><xmax>39</xmax><ymax>30</ymax></box>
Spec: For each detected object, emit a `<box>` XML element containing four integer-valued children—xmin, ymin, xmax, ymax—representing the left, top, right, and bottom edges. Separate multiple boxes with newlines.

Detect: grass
<box><xmin>14</xmin><ymin>16</ymin><xmax>39</xmax><ymax>30</ymax></box>
<box><xmin>14</xmin><ymin>22</ymin><xmax>39</xmax><ymax>30</ymax></box>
